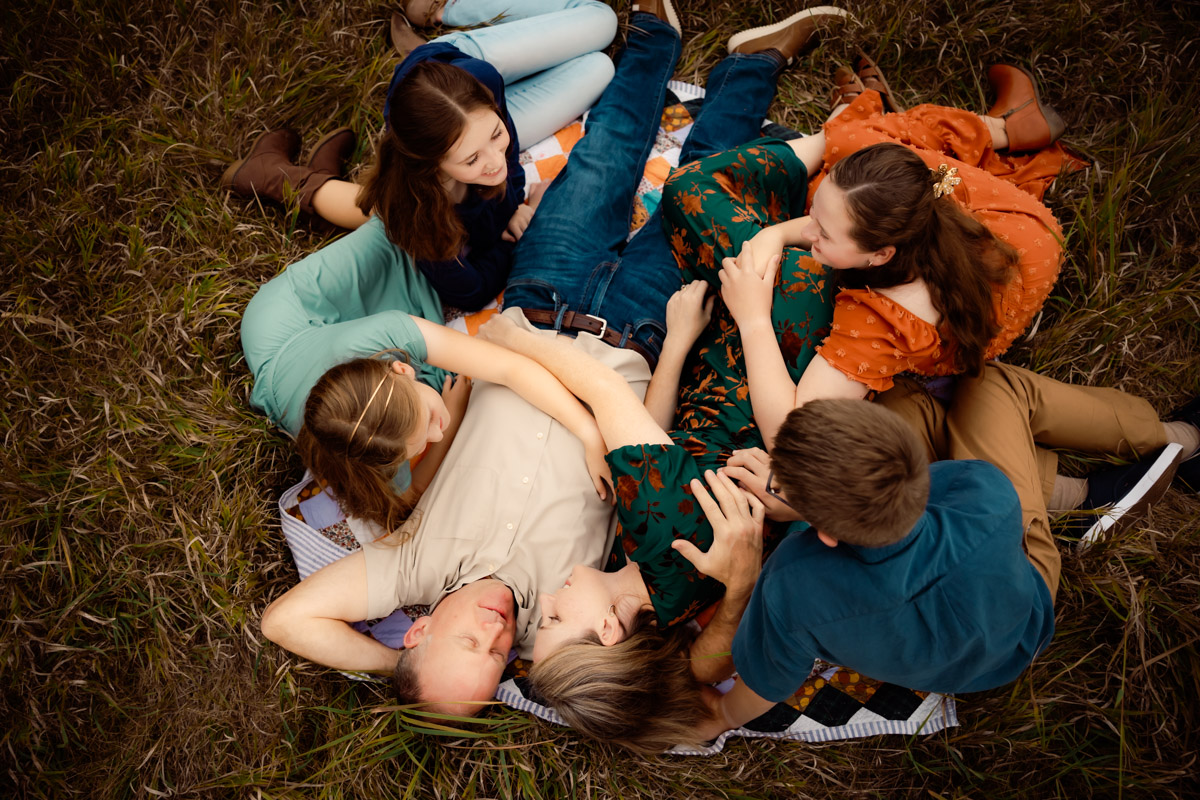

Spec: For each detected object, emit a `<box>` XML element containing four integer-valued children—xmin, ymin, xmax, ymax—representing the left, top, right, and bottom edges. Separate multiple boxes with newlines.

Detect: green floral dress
<box><xmin>606</xmin><ymin>140</ymin><xmax>834</xmax><ymax>627</ymax></box>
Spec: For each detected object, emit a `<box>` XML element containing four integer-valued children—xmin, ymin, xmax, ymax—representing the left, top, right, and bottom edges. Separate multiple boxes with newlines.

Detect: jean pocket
<box><xmin>502</xmin><ymin>278</ymin><xmax>562</xmax><ymax>313</ymax></box>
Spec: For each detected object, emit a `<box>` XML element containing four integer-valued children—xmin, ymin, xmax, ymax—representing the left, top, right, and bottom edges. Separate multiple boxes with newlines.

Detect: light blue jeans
<box><xmin>434</xmin><ymin>0</ymin><xmax>617</xmax><ymax>145</ymax></box>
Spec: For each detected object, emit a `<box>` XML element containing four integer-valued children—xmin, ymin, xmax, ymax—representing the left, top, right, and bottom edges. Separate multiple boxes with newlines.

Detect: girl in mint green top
<box><xmin>241</xmin><ymin>216</ymin><xmax>611</xmax><ymax>532</ymax></box>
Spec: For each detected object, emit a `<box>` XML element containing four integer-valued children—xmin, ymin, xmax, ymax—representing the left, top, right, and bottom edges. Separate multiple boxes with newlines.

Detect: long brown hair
<box><xmin>295</xmin><ymin>356</ymin><xmax>422</xmax><ymax>537</ymax></box>
<box><xmin>527</xmin><ymin>610</ymin><xmax>714</xmax><ymax>754</ymax></box>
<box><xmin>357</xmin><ymin>60</ymin><xmax>507</xmax><ymax>262</ymax></box>
<box><xmin>829</xmin><ymin>143</ymin><xmax>1018</xmax><ymax>375</ymax></box>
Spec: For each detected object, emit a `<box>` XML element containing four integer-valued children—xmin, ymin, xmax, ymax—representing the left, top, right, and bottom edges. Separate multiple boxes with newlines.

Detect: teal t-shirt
<box><xmin>732</xmin><ymin>460</ymin><xmax>1055</xmax><ymax>701</ymax></box>
<box><xmin>241</xmin><ymin>218</ymin><xmax>450</xmax><ymax>490</ymax></box>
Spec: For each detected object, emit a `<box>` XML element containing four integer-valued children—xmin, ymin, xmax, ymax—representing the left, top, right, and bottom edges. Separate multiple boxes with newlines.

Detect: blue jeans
<box><xmin>435</xmin><ymin>0</ymin><xmax>617</xmax><ymax>145</ymax></box>
<box><xmin>505</xmin><ymin>13</ymin><xmax>783</xmax><ymax>364</ymax></box>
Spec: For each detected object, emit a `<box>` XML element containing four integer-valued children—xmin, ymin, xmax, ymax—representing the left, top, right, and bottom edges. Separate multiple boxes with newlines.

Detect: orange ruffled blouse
<box><xmin>811</xmin><ymin>91</ymin><xmax>1082</xmax><ymax>392</ymax></box>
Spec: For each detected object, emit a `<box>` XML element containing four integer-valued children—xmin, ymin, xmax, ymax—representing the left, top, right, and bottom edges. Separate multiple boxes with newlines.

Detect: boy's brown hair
<box><xmin>771</xmin><ymin>399</ymin><xmax>930</xmax><ymax>547</ymax></box>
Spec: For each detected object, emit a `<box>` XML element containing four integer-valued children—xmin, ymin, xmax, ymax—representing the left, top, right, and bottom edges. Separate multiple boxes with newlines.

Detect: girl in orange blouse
<box><xmin>664</xmin><ymin>61</ymin><xmax>1082</xmax><ymax>449</ymax></box>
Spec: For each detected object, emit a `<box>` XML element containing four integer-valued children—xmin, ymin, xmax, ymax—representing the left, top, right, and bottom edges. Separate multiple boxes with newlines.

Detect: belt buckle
<box><xmin>582</xmin><ymin>313</ymin><xmax>608</xmax><ymax>340</ymax></box>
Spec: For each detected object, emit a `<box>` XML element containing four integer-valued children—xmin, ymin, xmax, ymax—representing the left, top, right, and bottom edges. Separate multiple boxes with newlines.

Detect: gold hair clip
<box><xmin>347</xmin><ymin>372</ymin><xmax>392</xmax><ymax>450</ymax></box>
<box><xmin>931</xmin><ymin>164</ymin><xmax>961</xmax><ymax>199</ymax></box>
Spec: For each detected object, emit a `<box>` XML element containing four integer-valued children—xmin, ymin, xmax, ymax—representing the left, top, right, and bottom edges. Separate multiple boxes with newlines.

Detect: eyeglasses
<box><xmin>764</xmin><ymin>469</ymin><xmax>799</xmax><ymax>511</ymax></box>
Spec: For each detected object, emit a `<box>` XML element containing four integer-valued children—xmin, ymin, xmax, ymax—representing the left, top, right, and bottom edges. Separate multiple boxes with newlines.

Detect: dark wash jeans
<box><xmin>504</xmin><ymin>12</ymin><xmax>783</xmax><ymax>363</ymax></box>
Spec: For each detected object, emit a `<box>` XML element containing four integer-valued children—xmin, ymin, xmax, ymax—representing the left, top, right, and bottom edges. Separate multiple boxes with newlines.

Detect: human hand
<box><xmin>476</xmin><ymin>312</ymin><xmax>521</xmax><ymax>349</ymax></box>
<box><xmin>526</xmin><ymin>180</ymin><xmax>551</xmax><ymax>210</ymax></box>
<box><xmin>724</xmin><ymin>448</ymin><xmax>804</xmax><ymax>522</ymax></box>
<box><xmin>746</xmin><ymin>225</ymin><xmax>786</xmax><ymax>278</ymax></box>
<box><xmin>584</xmin><ymin>433</ymin><xmax>615</xmax><ymax>503</ymax></box>
<box><xmin>502</xmin><ymin>204</ymin><xmax>536</xmax><ymax>242</ymax></box>
<box><xmin>672</xmin><ymin>469</ymin><xmax>764</xmax><ymax>596</ymax></box>
<box><xmin>441</xmin><ymin>373</ymin><xmax>472</xmax><ymax>425</ymax></box>
<box><xmin>664</xmin><ymin>280</ymin><xmax>714</xmax><ymax>351</ymax></box>
<box><xmin>718</xmin><ymin>239</ymin><xmax>779</xmax><ymax>327</ymax></box>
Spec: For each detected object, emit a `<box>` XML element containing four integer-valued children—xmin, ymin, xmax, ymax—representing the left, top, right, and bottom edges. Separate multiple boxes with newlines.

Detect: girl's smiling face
<box><xmin>439</xmin><ymin>108</ymin><xmax>510</xmax><ymax>188</ymax></box>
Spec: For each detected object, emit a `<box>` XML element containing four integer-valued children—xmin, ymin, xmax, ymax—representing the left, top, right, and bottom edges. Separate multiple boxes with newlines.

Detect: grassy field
<box><xmin>3</xmin><ymin>1</ymin><xmax>1198</xmax><ymax>797</ymax></box>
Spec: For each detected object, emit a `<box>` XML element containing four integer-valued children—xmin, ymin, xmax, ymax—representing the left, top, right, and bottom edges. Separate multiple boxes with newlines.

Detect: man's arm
<box><xmin>697</xmin><ymin>678</ymin><xmax>779</xmax><ymax>741</ymax></box>
<box><xmin>260</xmin><ymin>551</ymin><xmax>400</xmax><ymax>674</ymax></box>
<box><xmin>672</xmin><ymin>471</ymin><xmax>764</xmax><ymax>684</ymax></box>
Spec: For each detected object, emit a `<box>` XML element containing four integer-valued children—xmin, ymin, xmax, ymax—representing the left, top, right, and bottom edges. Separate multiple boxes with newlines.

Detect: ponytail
<box><xmin>831</xmin><ymin>143</ymin><xmax>1017</xmax><ymax>374</ymax></box>
<box><xmin>296</xmin><ymin>357</ymin><xmax>423</xmax><ymax>538</ymax></box>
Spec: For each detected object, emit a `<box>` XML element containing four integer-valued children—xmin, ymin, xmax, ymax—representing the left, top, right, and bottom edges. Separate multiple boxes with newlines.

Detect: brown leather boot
<box><xmin>727</xmin><ymin>6</ymin><xmax>851</xmax><ymax>65</ymax></box>
<box><xmin>307</xmin><ymin>127</ymin><xmax>356</xmax><ymax>177</ymax></box>
<box><xmin>986</xmin><ymin>65</ymin><xmax>1067</xmax><ymax>152</ymax></box>
<box><xmin>390</xmin><ymin>11</ymin><xmax>426</xmax><ymax>56</ymax></box>
<box><xmin>220</xmin><ymin>129</ymin><xmax>336</xmax><ymax>215</ymax></box>
<box><xmin>631</xmin><ymin>0</ymin><xmax>681</xmax><ymax>35</ymax></box>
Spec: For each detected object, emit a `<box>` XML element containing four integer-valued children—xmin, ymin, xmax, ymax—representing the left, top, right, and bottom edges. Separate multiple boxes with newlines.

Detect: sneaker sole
<box><xmin>632</xmin><ymin>0</ymin><xmax>681</xmax><ymax>36</ymax></box>
<box><xmin>1078</xmin><ymin>443</ymin><xmax>1184</xmax><ymax>548</ymax></box>
<box><xmin>727</xmin><ymin>7</ymin><xmax>852</xmax><ymax>56</ymax></box>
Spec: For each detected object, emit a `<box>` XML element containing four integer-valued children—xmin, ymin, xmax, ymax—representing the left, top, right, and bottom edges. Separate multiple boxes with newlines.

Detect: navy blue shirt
<box><xmin>732</xmin><ymin>460</ymin><xmax>1055</xmax><ymax>702</ymax></box>
<box><xmin>384</xmin><ymin>43</ymin><xmax>525</xmax><ymax>311</ymax></box>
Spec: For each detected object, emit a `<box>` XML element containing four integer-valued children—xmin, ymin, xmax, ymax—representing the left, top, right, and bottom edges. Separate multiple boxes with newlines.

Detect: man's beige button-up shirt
<box><xmin>352</xmin><ymin>309</ymin><xmax>650</xmax><ymax>658</ymax></box>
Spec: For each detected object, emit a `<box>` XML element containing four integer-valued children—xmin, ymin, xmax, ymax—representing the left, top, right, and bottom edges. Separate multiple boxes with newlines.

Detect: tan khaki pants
<box><xmin>876</xmin><ymin>362</ymin><xmax>1166</xmax><ymax>603</ymax></box>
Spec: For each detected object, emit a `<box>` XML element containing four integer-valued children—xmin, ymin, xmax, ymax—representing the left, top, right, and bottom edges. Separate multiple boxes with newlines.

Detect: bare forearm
<box><xmin>715</xmin><ymin>679</ymin><xmax>777</xmax><ymax>732</ymax></box>
<box><xmin>263</xmin><ymin>612</ymin><xmax>400</xmax><ymax>674</ymax></box>
<box><xmin>643</xmin><ymin>337</ymin><xmax>691</xmax><ymax>429</ymax></box>
<box><xmin>737</xmin><ymin>318</ymin><xmax>799</xmax><ymax>451</ymax></box>
<box><xmin>689</xmin><ymin>589</ymin><xmax>752</xmax><ymax>683</ymax></box>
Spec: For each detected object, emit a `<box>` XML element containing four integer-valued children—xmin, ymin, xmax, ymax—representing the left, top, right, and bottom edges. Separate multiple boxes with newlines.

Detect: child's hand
<box><xmin>723</xmin><ymin>448</ymin><xmax>804</xmax><ymax>522</ymax></box>
<box><xmin>476</xmin><ymin>313</ymin><xmax>520</xmax><ymax>348</ymax></box>
<box><xmin>441</xmin><ymin>373</ymin><xmax>472</xmax><ymax>425</ymax></box>
<box><xmin>526</xmin><ymin>180</ymin><xmax>551</xmax><ymax>210</ymax></box>
<box><xmin>718</xmin><ymin>239</ymin><xmax>779</xmax><ymax>327</ymax></box>
<box><xmin>664</xmin><ymin>280</ymin><xmax>714</xmax><ymax>350</ymax></box>
<box><xmin>502</xmin><ymin>204</ymin><xmax>536</xmax><ymax>242</ymax></box>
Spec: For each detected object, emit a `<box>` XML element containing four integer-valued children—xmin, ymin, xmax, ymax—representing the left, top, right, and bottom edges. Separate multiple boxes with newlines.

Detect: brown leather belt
<box><xmin>521</xmin><ymin>308</ymin><xmax>655</xmax><ymax>368</ymax></box>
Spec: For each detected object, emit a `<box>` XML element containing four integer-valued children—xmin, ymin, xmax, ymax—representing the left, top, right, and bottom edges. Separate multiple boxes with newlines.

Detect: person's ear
<box><xmin>872</xmin><ymin>245</ymin><xmax>896</xmax><ymax>267</ymax></box>
<box><xmin>816</xmin><ymin>530</ymin><xmax>840</xmax><ymax>548</ymax></box>
<box><xmin>598</xmin><ymin>607</ymin><xmax>623</xmax><ymax>647</ymax></box>
<box><xmin>390</xmin><ymin>360</ymin><xmax>416</xmax><ymax>378</ymax></box>
<box><xmin>402</xmin><ymin>615</ymin><xmax>432</xmax><ymax>649</ymax></box>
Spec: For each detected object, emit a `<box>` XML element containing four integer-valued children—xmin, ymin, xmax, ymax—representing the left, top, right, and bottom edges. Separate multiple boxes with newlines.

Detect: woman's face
<box><xmin>439</xmin><ymin>107</ymin><xmax>510</xmax><ymax>188</ymax></box>
<box><xmin>803</xmin><ymin>181</ymin><xmax>883</xmax><ymax>270</ymax></box>
<box><xmin>389</xmin><ymin>361</ymin><xmax>450</xmax><ymax>459</ymax></box>
<box><xmin>531</xmin><ymin>564</ymin><xmax>631</xmax><ymax>662</ymax></box>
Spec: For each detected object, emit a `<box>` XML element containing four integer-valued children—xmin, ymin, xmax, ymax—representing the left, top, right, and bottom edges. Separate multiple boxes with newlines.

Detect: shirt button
<box><xmin>537</xmin><ymin>432</ymin><xmax>544</xmax><ymax>439</ymax></box>
<box><xmin>522</xmin><ymin>476</ymin><xmax>530</xmax><ymax>484</ymax></box>
<box><xmin>488</xmin><ymin>563</ymin><xmax>497</xmax><ymax>572</ymax></box>
<box><xmin>506</xmin><ymin>522</ymin><xmax>514</xmax><ymax>530</ymax></box>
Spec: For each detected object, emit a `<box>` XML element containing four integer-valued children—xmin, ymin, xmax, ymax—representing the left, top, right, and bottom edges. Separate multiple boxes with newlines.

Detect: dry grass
<box><xmin>2</xmin><ymin>1</ymin><xmax>1198</xmax><ymax>798</ymax></box>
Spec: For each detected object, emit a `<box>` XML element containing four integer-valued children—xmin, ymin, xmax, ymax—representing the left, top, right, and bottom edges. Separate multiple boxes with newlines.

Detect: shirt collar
<box><xmin>845</xmin><ymin>516</ymin><xmax>926</xmax><ymax>563</ymax></box>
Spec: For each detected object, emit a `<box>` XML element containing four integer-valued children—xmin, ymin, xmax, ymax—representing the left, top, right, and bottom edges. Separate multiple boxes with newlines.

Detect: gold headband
<box><xmin>347</xmin><ymin>371</ymin><xmax>394</xmax><ymax>452</ymax></box>
<box><xmin>931</xmin><ymin>164</ymin><xmax>961</xmax><ymax>199</ymax></box>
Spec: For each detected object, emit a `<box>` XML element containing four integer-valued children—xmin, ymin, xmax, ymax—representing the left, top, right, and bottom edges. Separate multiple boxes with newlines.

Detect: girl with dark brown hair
<box><xmin>222</xmin><ymin>1</ymin><xmax>618</xmax><ymax>310</ymax></box>
<box><xmin>665</xmin><ymin>60</ymin><xmax>1080</xmax><ymax>449</ymax></box>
